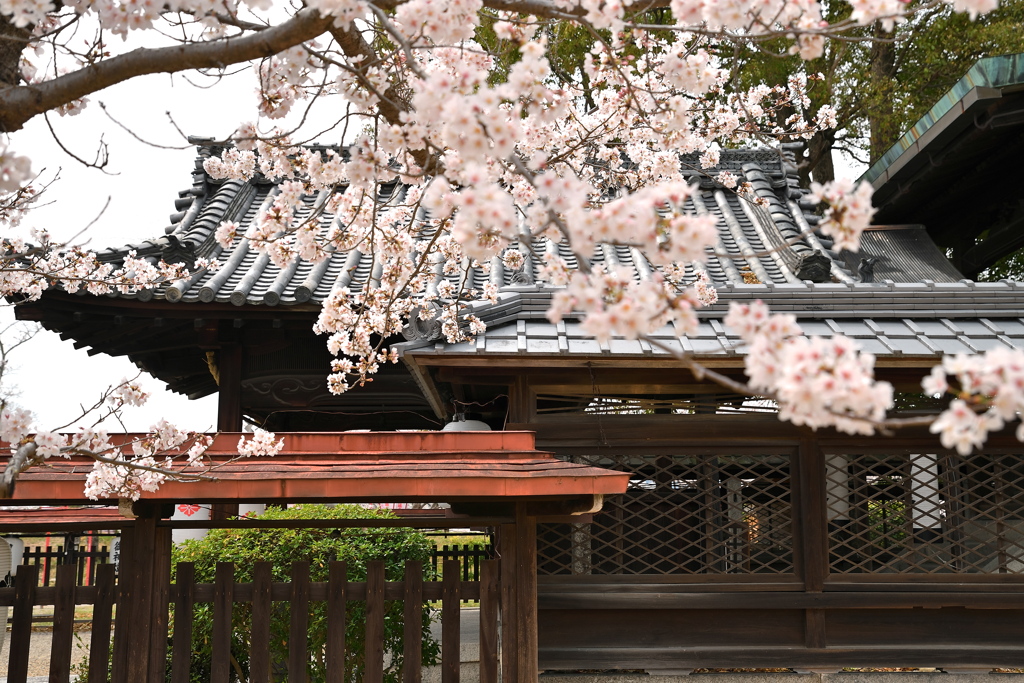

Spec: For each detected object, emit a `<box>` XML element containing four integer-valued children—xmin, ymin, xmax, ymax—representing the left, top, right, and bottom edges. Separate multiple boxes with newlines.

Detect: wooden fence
<box><xmin>20</xmin><ymin>544</ymin><xmax>111</xmax><ymax>587</ymax></box>
<box><xmin>1</xmin><ymin>558</ymin><xmax>499</xmax><ymax>683</ymax></box>
<box><xmin>431</xmin><ymin>543</ymin><xmax>494</xmax><ymax>588</ymax></box>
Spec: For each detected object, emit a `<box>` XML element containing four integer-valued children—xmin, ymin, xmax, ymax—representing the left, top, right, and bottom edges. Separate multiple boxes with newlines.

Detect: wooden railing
<box><xmin>1</xmin><ymin>558</ymin><xmax>499</xmax><ymax>683</ymax></box>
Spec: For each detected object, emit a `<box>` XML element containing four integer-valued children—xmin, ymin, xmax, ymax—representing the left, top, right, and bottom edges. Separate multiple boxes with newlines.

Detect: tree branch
<box><xmin>0</xmin><ymin>8</ymin><xmax>335</xmax><ymax>133</ymax></box>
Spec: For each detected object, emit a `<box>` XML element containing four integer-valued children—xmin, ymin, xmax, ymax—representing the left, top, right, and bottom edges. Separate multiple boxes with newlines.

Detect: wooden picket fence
<box><xmin>20</xmin><ymin>544</ymin><xmax>111</xmax><ymax>586</ymax></box>
<box><xmin>1</xmin><ymin>558</ymin><xmax>499</xmax><ymax>683</ymax></box>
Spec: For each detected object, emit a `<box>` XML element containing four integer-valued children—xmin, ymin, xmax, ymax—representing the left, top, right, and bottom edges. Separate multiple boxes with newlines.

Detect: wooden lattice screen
<box><xmin>538</xmin><ymin>453</ymin><xmax>793</xmax><ymax>575</ymax></box>
<box><xmin>826</xmin><ymin>452</ymin><xmax>1024</xmax><ymax>575</ymax></box>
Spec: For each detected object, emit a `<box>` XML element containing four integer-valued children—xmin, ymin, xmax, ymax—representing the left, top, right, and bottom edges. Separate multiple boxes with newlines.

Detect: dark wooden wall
<box><xmin>514</xmin><ymin>414</ymin><xmax>1024</xmax><ymax>673</ymax></box>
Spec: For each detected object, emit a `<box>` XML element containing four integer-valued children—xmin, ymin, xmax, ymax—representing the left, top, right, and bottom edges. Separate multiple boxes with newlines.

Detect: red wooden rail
<box><xmin>0</xmin><ymin>559</ymin><xmax>500</xmax><ymax>683</ymax></box>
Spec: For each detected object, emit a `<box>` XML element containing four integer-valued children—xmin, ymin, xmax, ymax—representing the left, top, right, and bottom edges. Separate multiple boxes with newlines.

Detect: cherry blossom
<box><xmin>0</xmin><ymin>0</ymin><xmax>1014</xmax><ymax>496</ymax></box>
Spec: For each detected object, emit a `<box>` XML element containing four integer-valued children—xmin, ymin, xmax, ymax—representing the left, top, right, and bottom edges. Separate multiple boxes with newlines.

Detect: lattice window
<box><xmin>534</xmin><ymin>393</ymin><xmax>778</xmax><ymax>417</ymax></box>
<box><xmin>827</xmin><ymin>453</ymin><xmax>1024</xmax><ymax>574</ymax></box>
<box><xmin>538</xmin><ymin>454</ymin><xmax>794</xmax><ymax>575</ymax></box>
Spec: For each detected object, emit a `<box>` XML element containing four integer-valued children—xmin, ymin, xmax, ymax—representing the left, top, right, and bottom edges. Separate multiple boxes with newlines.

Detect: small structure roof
<box><xmin>865</xmin><ymin>53</ymin><xmax>1024</xmax><ymax>277</ymax></box>
<box><xmin>7</xmin><ymin>431</ymin><xmax>629</xmax><ymax>507</ymax></box>
<box><xmin>398</xmin><ymin>281</ymin><xmax>1024</xmax><ymax>364</ymax></box>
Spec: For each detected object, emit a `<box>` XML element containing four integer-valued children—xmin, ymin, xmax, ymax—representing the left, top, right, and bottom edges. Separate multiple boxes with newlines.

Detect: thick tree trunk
<box><xmin>868</xmin><ymin>22</ymin><xmax>899</xmax><ymax>162</ymax></box>
<box><xmin>0</xmin><ymin>14</ymin><xmax>29</xmax><ymax>89</ymax></box>
<box><xmin>808</xmin><ymin>131</ymin><xmax>836</xmax><ymax>184</ymax></box>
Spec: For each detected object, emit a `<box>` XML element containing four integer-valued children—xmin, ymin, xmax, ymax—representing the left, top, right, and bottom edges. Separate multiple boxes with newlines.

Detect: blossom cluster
<box><xmin>0</xmin><ymin>375</ymin><xmax>282</xmax><ymax>499</ymax></box>
<box><xmin>724</xmin><ymin>301</ymin><xmax>894</xmax><ymax>435</ymax></box>
<box><xmin>0</xmin><ymin>0</ymin><xmax>1014</xmax><ymax>494</ymax></box>
<box><xmin>809</xmin><ymin>179</ymin><xmax>877</xmax><ymax>252</ymax></box>
<box><xmin>924</xmin><ymin>349</ymin><xmax>1024</xmax><ymax>454</ymax></box>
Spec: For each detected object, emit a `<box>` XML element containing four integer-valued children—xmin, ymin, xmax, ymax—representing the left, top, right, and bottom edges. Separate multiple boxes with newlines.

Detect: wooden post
<box><xmin>364</xmin><ymin>561</ymin><xmax>385</xmax><ymax>683</ymax></box>
<box><xmin>326</xmin><ymin>561</ymin><xmax>348</xmax><ymax>683</ymax></box>
<box><xmin>402</xmin><ymin>561</ymin><xmax>422</xmax><ymax>683</ymax></box>
<box><xmin>89</xmin><ymin>564</ymin><xmax>117</xmax><ymax>683</ymax></box>
<box><xmin>798</xmin><ymin>438</ymin><xmax>828</xmax><ymax>649</ymax></box>
<box><xmin>214</xmin><ymin>343</ymin><xmax>244</xmax><ymax>522</ymax></box>
<box><xmin>210</xmin><ymin>563</ymin><xmax>235</xmax><ymax>683</ymax></box>
<box><xmin>112</xmin><ymin>506</ymin><xmax>173</xmax><ymax>683</ymax></box>
<box><xmin>49</xmin><ymin>563</ymin><xmax>77</xmax><ymax>682</ymax></box>
<box><xmin>110</xmin><ymin>526</ymin><xmax>134</xmax><ymax>683</ymax></box>
<box><xmin>148</xmin><ymin>524</ymin><xmax>172</xmax><ymax>683</ymax></box>
<box><xmin>125</xmin><ymin>514</ymin><xmax>157</xmax><ymax>683</ymax></box>
<box><xmin>479</xmin><ymin>560</ymin><xmax>500</xmax><ymax>683</ymax></box>
<box><xmin>442</xmin><ymin>559</ymin><xmax>461</xmax><ymax>683</ymax></box>
<box><xmin>217</xmin><ymin>343</ymin><xmax>244</xmax><ymax>431</ymax></box>
<box><xmin>290</xmin><ymin>561</ymin><xmax>311</xmax><ymax>683</ymax></box>
<box><xmin>250</xmin><ymin>562</ymin><xmax>273</xmax><ymax>683</ymax></box>
<box><xmin>7</xmin><ymin>563</ymin><xmax>38</xmax><ymax>683</ymax></box>
<box><xmin>498</xmin><ymin>523</ymin><xmax>519</xmax><ymax>683</ymax></box>
<box><xmin>510</xmin><ymin>504</ymin><xmax>539</xmax><ymax>683</ymax></box>
<box><xmin>170</xmin><ymin>563</ymin><xmax>196</xmax><ymax>683</ymax></box>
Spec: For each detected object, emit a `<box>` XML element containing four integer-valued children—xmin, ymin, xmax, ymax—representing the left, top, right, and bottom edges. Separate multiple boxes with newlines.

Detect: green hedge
<box><xmin>171</xmin><ymin>504</ymin><xmax>439</xmax><ymax>683</ymax></box>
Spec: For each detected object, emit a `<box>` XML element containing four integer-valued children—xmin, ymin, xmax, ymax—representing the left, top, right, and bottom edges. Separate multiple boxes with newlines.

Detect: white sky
<box><xmin>4</xmin><ymin>42</ymin><xmax>868</xmax><ymax>434</ymax></box>
<box><xmin>7</xmin><ymin>68</ymin><xmax>262</xmax><ymax>432</ymax></box>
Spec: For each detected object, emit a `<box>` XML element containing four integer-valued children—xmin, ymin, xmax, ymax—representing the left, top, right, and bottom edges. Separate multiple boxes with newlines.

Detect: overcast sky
<box><xmin>7</xmin><ymin>67</ymin><xmax>261</xmax><ymax>432</ymax></box>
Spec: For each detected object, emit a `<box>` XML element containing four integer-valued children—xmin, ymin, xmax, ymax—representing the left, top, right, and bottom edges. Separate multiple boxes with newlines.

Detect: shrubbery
<box><xmin>171</xmin><ymin>504</ymin><xmax>439</xmax><ymax>683</ymax></box>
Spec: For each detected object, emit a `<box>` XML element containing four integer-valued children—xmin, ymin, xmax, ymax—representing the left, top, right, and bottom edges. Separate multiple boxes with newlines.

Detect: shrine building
<box><xmin>13</xmin><ymin>52</ymin><xmax>1024</xmax><ymax>676</ymax></box>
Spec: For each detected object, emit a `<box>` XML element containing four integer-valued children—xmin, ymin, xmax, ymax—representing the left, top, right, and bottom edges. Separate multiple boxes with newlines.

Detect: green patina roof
<box><xmin>862</xmin><ymin>53</ymin><xmax>1024</xmax><ymax>185</ymax></box>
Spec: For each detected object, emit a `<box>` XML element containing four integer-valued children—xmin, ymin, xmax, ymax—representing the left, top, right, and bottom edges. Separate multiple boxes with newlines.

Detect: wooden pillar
<box><xmin>500</xmin><ymin>504</ymin><xmax>539</xmax><ymax>683</ymax></box>
<box><xmin>217</xmin><ymin>344</ymin><xmax>244</xmax><ymax>431</ymax></box>
<box><xmin>797</xmin><ymin>439</ymin><xmax>828</xmax><ymax>650</ymax></box>
<box><xmin>508</xmin><ymin>375</ymin><xmax>532</xmax><ymax>424</ymax></box>
<box><xmin>112</xmin><ymin>504</ymin><xmax>173</xmax><ymax>683</ymax></box>
<box><xmin>215</xmin><ymin>344</ymin><xmax>243</xmax><ymax>520</ymax></box>
<box><xmin>499</xmin><ymin>522</ymin><xmax>519</xmax><ymax>683</ymax></box>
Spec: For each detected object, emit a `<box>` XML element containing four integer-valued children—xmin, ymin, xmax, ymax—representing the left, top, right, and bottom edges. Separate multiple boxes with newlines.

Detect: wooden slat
<box><xmin>514</xmin><ymin>508</ymin><xmax>539</xmax><ymax>683</ymax></box>
<box><xmin>402</xmin><ymin>560</ymin><xmax>423</xmax><ymax>683</ymax></box>
<box><xmin>479</xmin><ymin>560</ymin><xmax>499</xmax><ymax>683</ymax></box>
<box><xmin>211</xmin><ymin>562</ymin><xmax>234</xmax><ymax>683</ymax></box>
<box><xmin>170</xmin><ymin>563</ymin><xmax>195</xmax><ymax>683</ymax></box>
<box><xmin>88</xmin><ymin>564</ymin><xmax>117</xmax><ymax>683</ymax></box>
<box><xmin>125</xmin><ymin>516</ymin><xmax>157</xmax><ymax>683</ymax></box>
<box><xmin>249</xmin><ymin>562</ymin><xmax>272</xmax><ymax>683</ymax></box>
<box><xmin>499</xmin><ymin>524</ymin><xmax>518</xmax><ymax>683</ymax></box>
<box><xmin>326</xmin><ymin>561</ymin><xmax>347</xmax><ymax>683</ymax></box>
<box><xmin>289</xmin><ymin>561</ymin><xmax>311</xmax><ymax>683</ymax></box>
<box><xmin>111</xmin><ymin>528</ymin><xmax>134</xmax><ymax>683</ymax></box>
<box><xmin>148</xmin><ymin>527</ymin><xmax>172</xmax><ymax>683</ymax></box>
<box><xmin>7</xmin><ymin>563</ymin><xmax>38</xmax><ymax>683</ymax></box>
<box><xmin>442</xmin><ymin>559</ymin><xmax>460</xmax><ymax>683</ymax></box>
<box><xmin>364</xmin><ymin>560</ymin><xmax>385</xmax><ymax>683</ymax></box>
<box><xmin>49</xmin><ymin>563</ymin><xmax>77</xmax><ymax>682</ymax></box>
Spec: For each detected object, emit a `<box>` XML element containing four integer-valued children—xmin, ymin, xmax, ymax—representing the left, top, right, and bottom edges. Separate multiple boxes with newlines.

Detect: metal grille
<box><xmin>538</xmin><ymin>454</ymin><xmax>794</xmax><ymax>575</ymax></box>
<box><xmin>827</xmin><ymin>453</ymin><xmax>1024</xmax><ymax>574</ymax></box>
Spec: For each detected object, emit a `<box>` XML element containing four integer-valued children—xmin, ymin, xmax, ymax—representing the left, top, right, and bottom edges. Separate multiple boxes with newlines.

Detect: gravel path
<box><xmin>0</xmin><ymin>628</ymin><xmax>93</xmax><ymax>678</ymax></box>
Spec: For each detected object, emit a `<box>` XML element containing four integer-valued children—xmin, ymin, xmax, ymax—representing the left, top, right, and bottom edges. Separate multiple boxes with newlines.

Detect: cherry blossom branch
<box><xmin>0</xmin><ymin>8</ymin><xmax>335</xmax><ymax>133</ymax></box>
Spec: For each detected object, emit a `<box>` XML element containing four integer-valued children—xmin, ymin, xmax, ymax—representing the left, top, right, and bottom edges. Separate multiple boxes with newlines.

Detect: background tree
<box><xmin>727</xmin><ymin>0</ymin><xmax>1024</xmax><ymax>183</ymax></box>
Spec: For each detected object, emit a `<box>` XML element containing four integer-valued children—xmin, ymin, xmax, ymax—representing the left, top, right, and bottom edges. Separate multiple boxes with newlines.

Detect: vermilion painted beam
<box><xmin>6</xmin><ymin>431</ymin><xmax>629</xmax><ymax>505</ymax></box>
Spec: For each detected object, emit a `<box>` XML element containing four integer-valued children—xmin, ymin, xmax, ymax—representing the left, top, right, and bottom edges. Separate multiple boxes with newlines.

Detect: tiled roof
<box><xmin>398</xmin><ymin>283</ymin><xmax>1024</xmax><ymax>359</ymax></box>
<box><xmin>863</xmin><ymin>53</ymin><xmax>1024</xmax><ymax>187</ymax></box>
<box><xmin>92</xmin><ymin>146</ymin><xmax>963</xmax><ymax>311</ymax></box>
